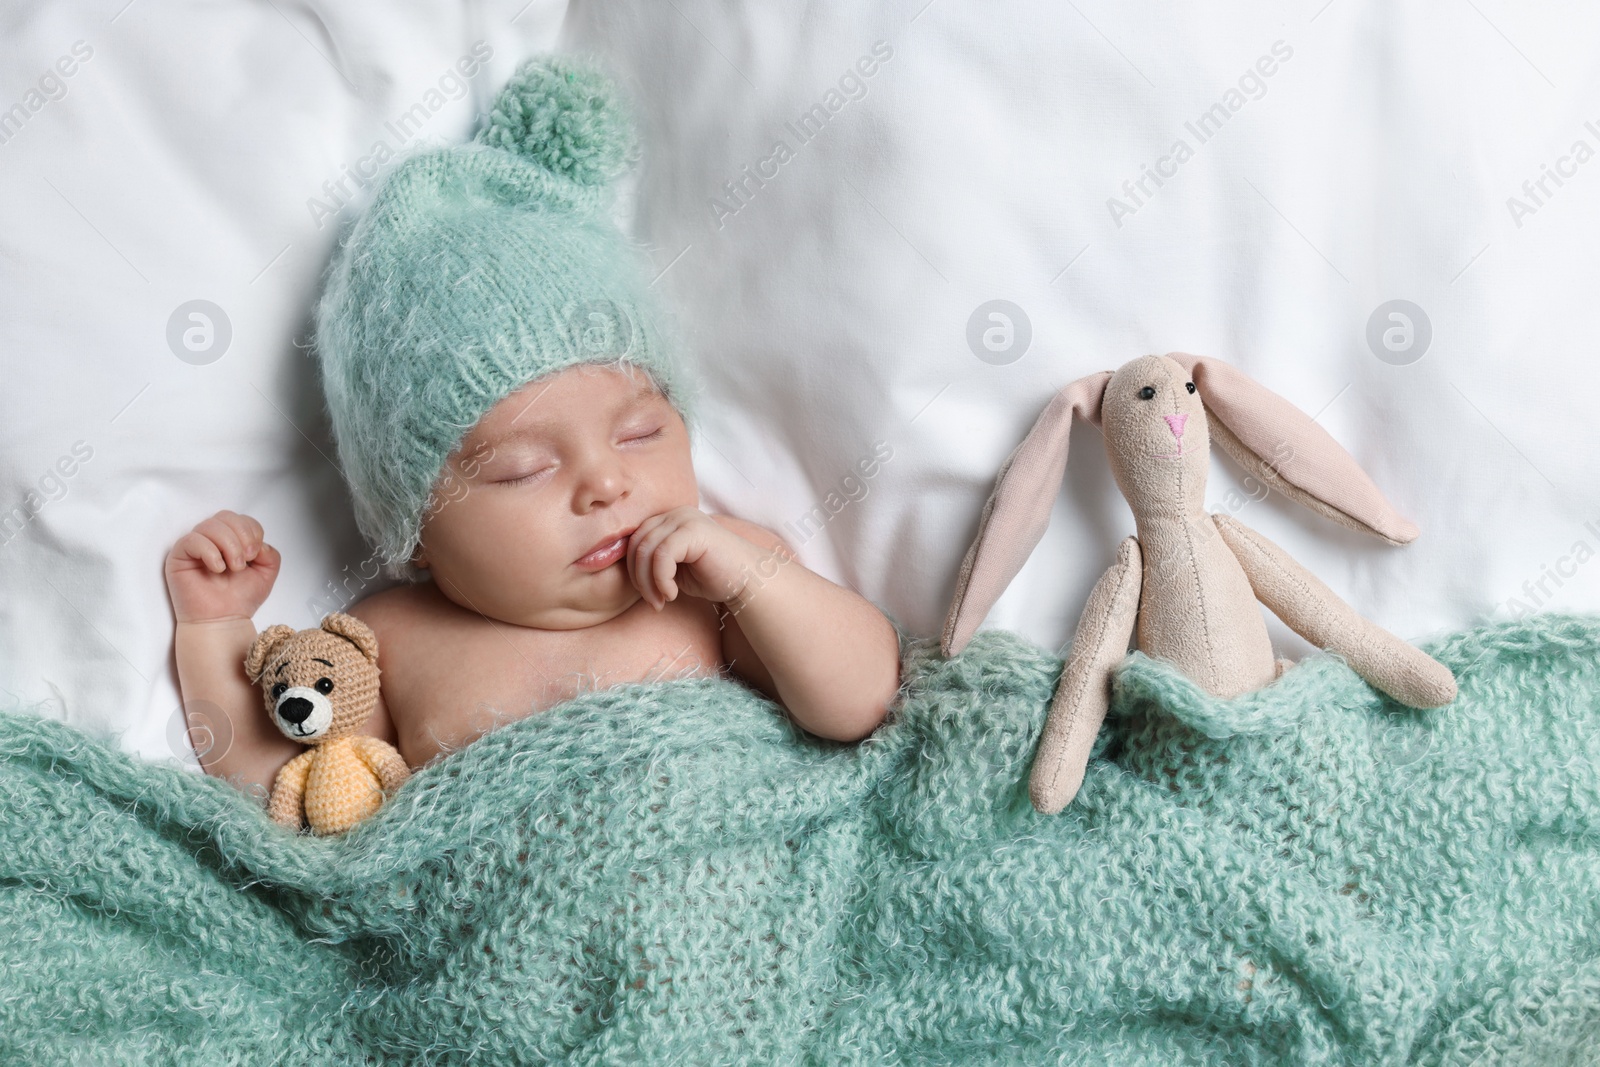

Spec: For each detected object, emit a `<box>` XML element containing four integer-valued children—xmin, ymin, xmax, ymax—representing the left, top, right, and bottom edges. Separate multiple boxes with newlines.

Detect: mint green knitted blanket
<box><xmin>2</xmin><ymin>614</ymin><xmax>1598</xmax><ymax>1065</ymax></box>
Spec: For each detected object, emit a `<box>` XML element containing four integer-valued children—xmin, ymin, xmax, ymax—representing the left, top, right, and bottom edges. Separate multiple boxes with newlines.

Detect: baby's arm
<box><xmin>628</xmin><ymin>509</ymin><xmax>902</xmax><ymax>742</ymax></box>
<box><xmin>166</xmin><ymin>510</ymin><xmax>399</xmax><ymax>799</ymax></box>
<box><xmin>713</xmin><ymin>516</ymin><xmax>901</xmax><ymax>741</ymax></box>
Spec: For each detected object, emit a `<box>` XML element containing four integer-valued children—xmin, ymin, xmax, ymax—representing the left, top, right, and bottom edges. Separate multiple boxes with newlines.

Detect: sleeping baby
<box><xmin>164</xmin><ymin>55</ymin><xmax>903</xmax><ymax>799</ymax></box>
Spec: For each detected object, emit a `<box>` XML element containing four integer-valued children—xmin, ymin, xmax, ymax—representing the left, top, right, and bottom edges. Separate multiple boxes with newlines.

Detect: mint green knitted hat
<box><xmin>313</xmin><ymin>54</ymin><xmax>695</xmax><ymax>582</ymax></box>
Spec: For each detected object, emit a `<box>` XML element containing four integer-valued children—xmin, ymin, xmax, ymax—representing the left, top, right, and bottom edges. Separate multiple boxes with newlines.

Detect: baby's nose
<box><xmin>1163</xmin><ymin>413</ymin><xmax>1189</xmax><ymax>441</ymax></box>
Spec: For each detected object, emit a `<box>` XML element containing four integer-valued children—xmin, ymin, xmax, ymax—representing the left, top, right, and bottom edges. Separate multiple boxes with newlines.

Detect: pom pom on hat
<box><xmin>475</xmin><ymin>56</ymin><xmax>638</xmax><ymax>187</ymax></box>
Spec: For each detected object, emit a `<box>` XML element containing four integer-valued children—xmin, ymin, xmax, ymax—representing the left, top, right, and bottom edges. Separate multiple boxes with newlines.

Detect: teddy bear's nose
<box><xmin>278</xmin><ymin>696</ymin><xmax>314</xmax><ymax>725</ymax></box>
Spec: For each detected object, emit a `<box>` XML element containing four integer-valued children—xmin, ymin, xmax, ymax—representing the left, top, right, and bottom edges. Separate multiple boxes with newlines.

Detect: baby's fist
<box><xmin>625</xmin><ymin>506</ymin><xmax>764</xmax><ymax>610</ymax></box>
<box><xmin>165</xmin><ymin>510</ymin><xmax>281</xmax><ymax>624</ymax></box>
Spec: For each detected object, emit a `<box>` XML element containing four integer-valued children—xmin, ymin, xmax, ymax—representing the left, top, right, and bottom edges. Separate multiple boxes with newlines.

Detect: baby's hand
<box><xmin>625</xmin><ymin>506</ymin><xmax>768</xmax><ymax>611</ymax></box>
<box><xmin>165</xmin><ymin>510</ymin><xmax>281</xmax><ymax>624</ymax></box>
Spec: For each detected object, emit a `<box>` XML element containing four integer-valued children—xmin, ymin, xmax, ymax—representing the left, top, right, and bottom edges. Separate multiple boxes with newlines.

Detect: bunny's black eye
<box><xmin>1137</xmin><ymin>386</ymin><xmax>1156</xmax><ymax>400</ymax></box>
<box><xmin>270</xmin><ymin>682</ymin><xmax>288</xmax><ymax>700</ymax></box>
<box><xmin>314</xmin><ymin>677</ymin><xmax>334</xmax><ymax>695</ymax></box>
<box><xmin>1186</xmin><ymin>381</ymin><xmax>1197</xmax><ymax>394</ymax></box>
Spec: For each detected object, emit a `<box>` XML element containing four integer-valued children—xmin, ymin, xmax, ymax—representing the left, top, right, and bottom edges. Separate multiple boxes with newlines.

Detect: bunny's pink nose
<box><xmin>1163</xmin><ymin>413</ymin><xmax>1189</xmax><ymax>441</ymax></box>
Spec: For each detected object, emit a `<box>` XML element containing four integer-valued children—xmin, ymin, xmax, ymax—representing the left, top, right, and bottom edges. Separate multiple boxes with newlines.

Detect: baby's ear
<box><xmin>322</xmin><ymin>612</ymin><xmax>380</xmax><ymax>665</ymax></box>
<box><xmin>244</xmin><ymin>625</ymin><xmax>295</xmax><ymax>684</ymax></box>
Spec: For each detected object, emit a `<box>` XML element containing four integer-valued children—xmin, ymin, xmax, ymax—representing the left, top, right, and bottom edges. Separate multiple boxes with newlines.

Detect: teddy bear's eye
<box><xmin>1138</xmin><ymin>385</ymin><xmax>1156</xmax><ymax>400</ymax></box>
<box><xmin>271</xmin><ymin>682</ymin><xmax>288</xmax><ymax>700</ymax></box>
<box><xmin>1186</xmin><ymin>381</ymin><xmax>1197</xmax><ymax>394</ymax></box>
<box><xmin>315</xmin><ymin>677</ymin><xmax>335</xmax><ymax>695</ymax></box>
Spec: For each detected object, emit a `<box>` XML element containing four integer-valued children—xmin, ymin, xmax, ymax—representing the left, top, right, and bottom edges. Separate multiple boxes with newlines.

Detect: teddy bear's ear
<box><xmin>244</xmin><ymin>624</ymin><xmax>297</xmax><ymax>684</ymax></box>
<box><xmin>321</xmin><ymin>612</ymin><xmax>379</xmax><ymax>665</ymax></box>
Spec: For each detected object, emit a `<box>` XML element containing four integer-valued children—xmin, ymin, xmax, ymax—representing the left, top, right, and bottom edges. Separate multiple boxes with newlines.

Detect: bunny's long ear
<box><xmin>942</xmin><ymin>371</ymin><xmax>1112</xmax><ymax>656</ymax></box>
<box><xmin>1167</xmin><ymin>353</ymin><xmax>1420</xmax><ymax>546</ymax></box>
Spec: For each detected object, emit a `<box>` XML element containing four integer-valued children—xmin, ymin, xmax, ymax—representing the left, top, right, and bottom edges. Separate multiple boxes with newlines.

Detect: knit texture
<box><xmin>313</xmin><ymin>54</ymin><xmax>697</xmax><ymax>583</ymax></box>
<box><xmin>2</xmin><ymin>613</ymin><xmax>1598</xmax><ymax>1064</ymax></box>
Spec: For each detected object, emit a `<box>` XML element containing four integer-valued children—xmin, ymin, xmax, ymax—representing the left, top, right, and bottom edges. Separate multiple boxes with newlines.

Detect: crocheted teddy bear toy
<box><xmin>243</xmin><ymin>612</ymin><xmax>411</xmax><ymax>835</ymax></box>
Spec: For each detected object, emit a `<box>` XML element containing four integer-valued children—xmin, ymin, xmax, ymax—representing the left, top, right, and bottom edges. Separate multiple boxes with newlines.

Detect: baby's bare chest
<box><xmin>376</xmin><ymin>595</ymin><xmax>727</xmax><ymax>769</ymax></box>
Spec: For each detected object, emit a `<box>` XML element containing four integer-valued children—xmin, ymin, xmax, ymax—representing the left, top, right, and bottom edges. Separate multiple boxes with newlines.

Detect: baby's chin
<box><xmin>507</xmin><ymin>566</ymin><xmax>644</xmax><ymax>630</ymax></box>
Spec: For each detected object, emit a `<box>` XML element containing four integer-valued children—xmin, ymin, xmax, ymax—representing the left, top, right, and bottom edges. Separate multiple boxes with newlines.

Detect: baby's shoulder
<box><xmin>342</xmin><ymin>581</ymin><xmax>432</xmax><ymax>644</ymax></box>
<box><xmin>342</xmin><ymin>579</ymin><xmax>517</xmax><ymax>659</ymax></box>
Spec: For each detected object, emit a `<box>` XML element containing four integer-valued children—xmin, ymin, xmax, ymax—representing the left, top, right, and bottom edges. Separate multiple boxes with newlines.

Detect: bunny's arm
<box><xmin>1211</xmin><ymin>514</ymin><xmax>1456</xmax><ymax>708</ymax></box>
<box><xmin>266</xmin><ymin>749</ymin><xmax>316</xmax><ymax>829</ymax></box>
<box><xmin>351</xmin><ymin>735</ymin><xmax>413</xmax><ymax>794</ymax></box>
<box><xmin>1029</xmin><ymin>536</ymin><xmax>1143</xmax><ymax>815</ymax></box>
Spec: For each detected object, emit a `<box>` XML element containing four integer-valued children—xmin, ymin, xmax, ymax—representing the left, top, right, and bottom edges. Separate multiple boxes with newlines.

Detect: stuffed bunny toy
<box><xmin>243</xmin><ymin>612</ymin><xmax>411</xmax><ymax>835</ymax></box>
<box><xmin>942</xmin><ymin>353</ymin><xmax>1457</xmax><ymax>815</ymax></box>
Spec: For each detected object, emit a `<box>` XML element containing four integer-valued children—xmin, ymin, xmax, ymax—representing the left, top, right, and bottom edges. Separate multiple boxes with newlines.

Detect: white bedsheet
<box><xmin>2</xmin><ymin>0</ymin><xmax>1597</xmax><ymax>768</ymax></box>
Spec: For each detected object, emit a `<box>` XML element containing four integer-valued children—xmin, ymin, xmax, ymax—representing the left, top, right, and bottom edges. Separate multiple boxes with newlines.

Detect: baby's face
<box><xmin>413</xmin><ymin>363</ymin><xmax>698</xmax><ymax>629</ymax></box>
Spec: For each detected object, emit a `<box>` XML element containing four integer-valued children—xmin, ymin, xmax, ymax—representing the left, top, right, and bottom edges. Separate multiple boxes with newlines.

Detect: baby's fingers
<box><xmin>633</xmin><ymin>542</ymin><xmax>674</xmax><ymax>610</ymax></box>
<box><xmin>643</xmin><ymin>524</ymin><xmax>697</xmax><ymax>611</ymax></box>
<box><xmin>652</xmin><ymin>541</ymin><xmax>680</xmax><ymax>607</ymax></box>
<box><xmin>239</xmin><ymin>514</ymin><xmax>265</xmax><ymax>561</ymax></box>
<box><xmin>196</xmin><ymin>515</ymin><xmax>252</xmax><ymax>571</ymax></box>
<box><xmin>631</xmin><ymin>529</ymin><xmax>680</xmax><ymax>610</ymax></box>
<box><xmin>627</xmin><ymin>520</ymin><xmax>670</xmax><ymax>608</ymax></box>
<box><xmin>250</xmin><ymin>541</ymin><xmax>283</xmax><ymax>576</ymax></box>
<box><xmin>221</xmin><ymin>511</ymin><xmax>266</xmax><ymax>562</ymax></box>
<box><xmin>175</xmin><ymin>530</ymin><xmax>229</xmax><ymax>574</ymax></box>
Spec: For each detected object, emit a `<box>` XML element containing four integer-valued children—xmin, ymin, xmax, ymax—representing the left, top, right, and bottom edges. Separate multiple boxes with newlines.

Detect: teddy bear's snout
<box><xmin>278</xmin><ymin>696</ymin><xmax>313</xmax><ymax>724</ymax></box>
<box><xmin>274</xmin><ymin>687</ymin><xmax>335</xmax><ymax>739</ymax></box>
